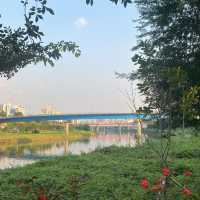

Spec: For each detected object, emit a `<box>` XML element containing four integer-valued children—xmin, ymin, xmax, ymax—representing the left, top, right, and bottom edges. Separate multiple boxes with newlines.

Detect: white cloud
<box><xmin>74</xmin><ymin>17</ymin><xmax>88</xmax><ymax>29</ymax></box>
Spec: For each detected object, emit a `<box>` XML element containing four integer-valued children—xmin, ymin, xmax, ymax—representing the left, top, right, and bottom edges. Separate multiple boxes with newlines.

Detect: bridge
<box><xmin>0</xmin><ymin>113</ymin><xmax>151</xmax><ymax>123</ymax></box>
<box><xmin>79</xmin><ymin>122</ymin><xmax>136</xmax><ymax>127</ymax></box>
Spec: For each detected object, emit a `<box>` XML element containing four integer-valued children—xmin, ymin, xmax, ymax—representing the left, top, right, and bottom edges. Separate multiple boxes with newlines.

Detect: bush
<box><xmin>32</xmin><ymin>129</ymin><xmax>40</xmax><ymax>134</ymax></box>
<box><xmin>173</xmin><ymin>128</ymin><xmax>197</xmax><ymax>136</ymax></box>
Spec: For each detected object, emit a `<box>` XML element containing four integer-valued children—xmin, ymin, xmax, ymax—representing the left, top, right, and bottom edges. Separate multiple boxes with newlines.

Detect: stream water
<box><xmin>0</xmin><ymin>131</ymin><xmax>137</xmax><ymax>170</ymax></box>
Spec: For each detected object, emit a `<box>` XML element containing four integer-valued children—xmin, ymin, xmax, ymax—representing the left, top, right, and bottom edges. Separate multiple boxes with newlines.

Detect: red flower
<box><xmin>38</xmin><ymin>194</ymin><xmax>48</xmax><ymax>200</ymax></box>
<box><xmin>162</xmin><ymin>167</ymin><xmax>170</xmax><ymax>177</ymax></box>
<box><xmin>140</xmin><ymin>178</ymin><xmax>149</xmax><ymax>190</ymax></box>
<box><xmin>184</xmin><ymin>171</ymin><xmax>192</xmax><ymax>177</ymax></box>
<box><xmin>182</xmin><ymin>188</ymin><xmax>192</xmax><ymax>196</ymax></box>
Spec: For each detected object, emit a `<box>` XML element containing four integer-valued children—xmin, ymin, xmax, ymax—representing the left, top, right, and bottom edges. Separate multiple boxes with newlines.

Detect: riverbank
<box><xmin>0</xmin><ymin>134</ymin><xmax>199</xmax><ymax>199</ymax></box>
<box><xmin>0</xmin><ymin>130</ymin><xmax>93</xmax><ymax>151</ymax></box>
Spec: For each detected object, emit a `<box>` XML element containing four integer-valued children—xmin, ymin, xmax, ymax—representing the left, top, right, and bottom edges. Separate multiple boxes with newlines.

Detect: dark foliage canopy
<box><xmin>130</xmin><ymin>0</ymin><xmax>200</xmax><ymax>126</ymax></box>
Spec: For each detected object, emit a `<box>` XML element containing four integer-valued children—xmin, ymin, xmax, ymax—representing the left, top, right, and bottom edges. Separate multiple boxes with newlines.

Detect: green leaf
<box><xmin>46</xmin><ymin>7</ymin><xmax>55</xmax><ymax>15</ymax></box>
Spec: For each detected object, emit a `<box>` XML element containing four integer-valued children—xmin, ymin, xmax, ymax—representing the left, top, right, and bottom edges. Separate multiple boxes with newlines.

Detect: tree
<box><xmin>0</xmin><ymin>0</ymin><xmax>132</xmax><ymax>79</ymax></box>
<box><xmin>182</xmin><ymin>85</ymin><xmax>200</xmax><ymax>126</ymax></box>
<box><xmin>0</xmin><ymin>0</ymin><xmax>81</xmax><ymax>78</ymax></box>
<box><xmin>121</xmin><ymin>84</ymin><xmax>145</xmax><ymax>145</ymax></box>
<box><xmin>130</xmin><ymin>0</ymin><xmax>200</xmax><ymax>127</ymax></box>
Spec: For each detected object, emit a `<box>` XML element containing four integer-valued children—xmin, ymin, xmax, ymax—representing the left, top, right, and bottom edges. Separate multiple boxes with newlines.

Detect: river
<box><xmin>0</xmin><ymin>131</ymin><xmax>137</xmax><ymax>170</ymax></box>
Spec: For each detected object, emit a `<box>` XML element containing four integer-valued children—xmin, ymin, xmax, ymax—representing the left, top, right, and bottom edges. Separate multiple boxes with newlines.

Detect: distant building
<box><xmin>0</xmin><ymin>103</ymin><xmax>12</xmax><ymax>116</ymax></box>
<box><xmin>13</xmin><ymin>105</ymin><xmax>26</xmax><ymax>116</ymax></box>
<box><xmin>0</xmin><ymin>103</ymin><xmax>26</xmax><ymax>116</ymax></box>
<box><xmin>0</xmin><ymin>105</ymin><xmax>3</xmax><ymax>113</ymax></box>
<box><xmin>41</xmin><ymin>105</ymin><xmax>60</xmax><ymax>115</ymax></box>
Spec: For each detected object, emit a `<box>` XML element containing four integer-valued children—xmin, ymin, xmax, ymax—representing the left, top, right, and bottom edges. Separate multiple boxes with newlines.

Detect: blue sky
<box><xmin>0</xmin><ymin>0</ymin><xmax>141</xmax><ymax>114</ymax></box>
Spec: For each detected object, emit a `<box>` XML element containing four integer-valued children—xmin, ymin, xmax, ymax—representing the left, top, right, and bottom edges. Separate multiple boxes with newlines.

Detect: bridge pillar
<box><xmin>64</xmin><ymin>123</ymin><xmax>70</xmax><ymax>154</ymax></box>
<box><xmin>119</xmin><ymin>125</ymin><xmax>122</xmax><ymax>142</ymax></box>
<box><xmin>103</xmin><ymin>126</ymin><xmax>106</xmax><ymax>135</ymax></box>
<box><xmin>128</xmin><ymin>132</ymin><xmax>131</xmax><ymax>147</ymax></box>
<box><xmin>136</xmin><ymin>119</ymin><xmax>143</xmax><ymax>145</ymax></box>
<box><xmin>91</xmin><ymin>126</ymin><xmax>95</xmax><ymax>133</ymax></box>
<box><xmin>119</xmin><ymin>125</ymin><xmax>122</xmax><ymax>135</ymax></box>
<box><xmin>65</xmin><ymin>123</ymin><xmax>69</xmax><ymax>137</ymax></box>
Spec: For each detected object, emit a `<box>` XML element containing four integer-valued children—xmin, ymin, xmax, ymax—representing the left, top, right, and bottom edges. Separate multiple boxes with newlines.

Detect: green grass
<box><xmin>0</xmin><ymin>135</ymin><xmax>199</xmax><ymax>200</ymax></box>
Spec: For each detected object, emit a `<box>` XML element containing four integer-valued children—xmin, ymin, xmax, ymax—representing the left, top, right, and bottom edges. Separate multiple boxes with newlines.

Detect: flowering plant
<box><xmin>132</xmin><ymin>167</ymin><xmax>197</xmax><ymax>200</ymax></box>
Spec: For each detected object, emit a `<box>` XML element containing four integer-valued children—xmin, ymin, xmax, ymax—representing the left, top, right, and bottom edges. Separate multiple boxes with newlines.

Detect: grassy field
<box><xmin>0</xmin><ymin>134</ymin><xmax>199</xmax><ymax>200</ymax></box>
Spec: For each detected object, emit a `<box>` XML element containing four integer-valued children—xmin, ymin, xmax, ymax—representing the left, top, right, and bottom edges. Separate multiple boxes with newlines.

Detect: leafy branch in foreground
<box><xmin>0</xmin><ymin>0</ymin><xmax>81</xmax><ymax>78</ymax></box>
<box><xmin>0</xmin><ymin>0</ymin><xmax>133</xmax><ymax>78</ymax></box>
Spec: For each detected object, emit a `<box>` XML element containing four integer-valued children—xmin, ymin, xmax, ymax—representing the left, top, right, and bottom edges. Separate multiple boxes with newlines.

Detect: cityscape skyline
<box><xmin>0</xmin><ymin>103</ymin><xmax>61</xmax><ymax>116</ymax></box>
<box><xmin>0</xmin><ymin>101</ymin><xmax>143</xmax><ymax>116</ymax></box>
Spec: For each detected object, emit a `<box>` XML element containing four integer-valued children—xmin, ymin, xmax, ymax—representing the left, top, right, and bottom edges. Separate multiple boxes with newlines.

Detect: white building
<box><xmin>41</xmin><ymin>105</ymin><xmax>60</xmax><ymax>115</ymax></box>
<box><xmin>0</xmin><ymin>103</ymin><xmax>12</xmax><ymax>116</ymax></box>
<box><xmin>0</xmin><ymin>103</ymin><xmax>26</xmax><ymax>116</ymax></box>
<box><xmin>14</xmin><ymin>105</ymin><xmax>26</xmax><ymax>116</ymax></box>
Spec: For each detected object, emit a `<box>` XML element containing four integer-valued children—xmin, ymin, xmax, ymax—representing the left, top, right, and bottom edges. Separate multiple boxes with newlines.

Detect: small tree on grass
<box><xmin>121</xmin><ymin>83</ymin><xmax>144</xmax><ymax>145</ymax></box>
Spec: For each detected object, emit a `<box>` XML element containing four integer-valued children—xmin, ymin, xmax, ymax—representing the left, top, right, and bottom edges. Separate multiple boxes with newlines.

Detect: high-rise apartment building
<box><xmin>0</xmin><ymin>103</ymin><xmax>26</xmax><ymax>116</ymax></box>
<box><xmin>0</xmin><ymin>103</ymin><xmax>12</xmax><ymax>116</ymax></box>
<box><xmin>14</xmin><ymin>105</ymin><xmax>26</xmax><ymax>116</ymax></box>
<box><xmin>41</xmin><ymin>105</ymin><xmax>60</xmax><ymax>115</ymax></box>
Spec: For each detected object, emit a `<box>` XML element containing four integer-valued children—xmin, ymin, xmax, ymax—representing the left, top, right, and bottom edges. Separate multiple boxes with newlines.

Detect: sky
<box><xmin>0</xmin><ymin>0</ymin><xmax>141</xmax><ymax>114</ymax></box>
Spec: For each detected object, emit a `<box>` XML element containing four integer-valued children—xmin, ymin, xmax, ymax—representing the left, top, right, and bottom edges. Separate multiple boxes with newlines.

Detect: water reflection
<box><xmin>0</xmin><ymin>132</ymin><xmax>136</xmax><ymax>170</ymax></box>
